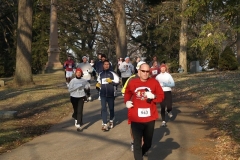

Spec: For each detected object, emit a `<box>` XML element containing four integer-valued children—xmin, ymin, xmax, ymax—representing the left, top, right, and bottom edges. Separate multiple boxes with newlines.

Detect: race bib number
<box><xmin>138</xmin><ymin>108</ymin><xmax>151</xmax><ymax>117</ymax></box>
<box><xmin>152</xmin><ymin>70</ymin><xmax>157</xmax><ymax>75</ymax></box>
<box><xmin>83</xmin><ymin>71</ymin><xmax>89</xmax><ymax>75</ymax></box>
<box><xmin>101</xmin><ymin>78</ymin><xmax>108</xmax><ymax>84</ymax></box>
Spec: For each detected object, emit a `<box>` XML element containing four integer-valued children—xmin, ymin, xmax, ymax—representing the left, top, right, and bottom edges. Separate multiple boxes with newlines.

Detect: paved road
<box><xmin>0</xmin><ymin>85</ymin><xmax>215</xmax><ymax>160</ymax></box>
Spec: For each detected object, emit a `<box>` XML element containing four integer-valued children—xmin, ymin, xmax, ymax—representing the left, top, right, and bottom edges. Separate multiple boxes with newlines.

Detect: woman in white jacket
<box><xmin>68</xmin><ymin>68</ymin><xmax>90</xmax><ymax>131</ymax></box>
<box><xmin>155</xmin><ymin>64</ymin><xmax>175</xmax><ymax>127</ymax></box>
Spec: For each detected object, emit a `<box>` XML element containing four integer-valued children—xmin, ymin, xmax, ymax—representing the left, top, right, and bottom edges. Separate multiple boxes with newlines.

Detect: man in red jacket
<box><xmin>124</xmin><ymin>63</ymin><xmax>164</xmax><ymax>160</ymax></box>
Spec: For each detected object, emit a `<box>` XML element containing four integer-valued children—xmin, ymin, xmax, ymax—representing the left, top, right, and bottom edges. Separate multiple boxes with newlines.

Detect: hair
<box><xmin>101</xmin><ymin>54</ymin><xmax>106</xmax><ymax>58</ymax></box>
<box><xmin>103</xmin><ymin>60</ymin><xmax>110</xmax><ymax>64</ymax></box>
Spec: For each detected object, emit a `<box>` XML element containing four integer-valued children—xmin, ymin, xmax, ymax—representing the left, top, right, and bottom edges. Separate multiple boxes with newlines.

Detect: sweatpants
<box><xmin>71</xmin><ymin>96</ymin><xmax>84</xmax><ymax>125</ymax></box>
<box><xmin>100</xmin><ymin>96</ymin><xmax>115</xmax><ymax>124</ymax></box>
<box><xmin>160</xmin><ymin>91</ymin><xmax>172</xmax><ymax>121</ymax></box>
<box><xmin>131</xmin><ymin>120</ymin><xmax>155</xmax><ymax>160</ymax></box>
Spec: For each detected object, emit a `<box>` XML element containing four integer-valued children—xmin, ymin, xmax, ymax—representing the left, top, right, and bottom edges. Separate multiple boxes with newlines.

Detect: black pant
<box><xmin>70</xmin><ymin>96</ymin><xmax>84</xmax><ymax>125</ymax></box>
<box><xmin>122</xmin><ymin>77</ymin><xmax>129</xmax><ymax>87</ymax></box>
<box><xmin>160</xmin><ymin>91</ymin><xmax>172</xmax><ymax>121</ymax></box>
<box><xmin>131</xmin><ymin>121</ymin><xmax>155</xmax><ymax>160</ymax></box>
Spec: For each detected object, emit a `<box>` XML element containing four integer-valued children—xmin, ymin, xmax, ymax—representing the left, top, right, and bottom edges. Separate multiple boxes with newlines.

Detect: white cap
<box><xmin>136</xmin><ymin>61</ymin><xmax>146</xmax><ymax>70</ymax></box>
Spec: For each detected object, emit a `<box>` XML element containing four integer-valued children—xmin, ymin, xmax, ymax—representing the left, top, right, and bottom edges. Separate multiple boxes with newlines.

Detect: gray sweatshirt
<box><xmin>68</xmin><ymin>78</ymin><xmax>90</xmax><ymax>97</ymax></box>
<box><xmin>119</xmin><ymin>62</ymin><xmax>134</xmax><ymax>78</ymax></box>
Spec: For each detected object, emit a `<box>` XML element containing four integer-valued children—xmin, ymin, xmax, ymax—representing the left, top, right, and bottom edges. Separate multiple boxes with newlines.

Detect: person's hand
<box><xmin>126</xmin><ymin>101</ymin><xmax>133</xmax><ymax>108</ymax></box>
<box><xmin>96</xmin><ymin>83</ymin><xmax>101</xmax><ymax>88</ymax></box>
<box><xmin>106</xmin><ymin>78</ymin><xmax>112</xmax><ymax>83</ymax></box>
<box><xmin>145</xmin><ymin>92</ymin><xmax>155</xmax><ymax>99</ymax></box>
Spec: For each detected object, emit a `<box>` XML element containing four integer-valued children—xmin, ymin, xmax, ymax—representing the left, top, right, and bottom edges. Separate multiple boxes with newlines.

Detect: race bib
<box><xmin>83</xmin><ymin>71</ymin><xmax>89</xmax><ymax>75</ymax></box>
<box><xmin>101</xmin><ymin>78</ymin><xmax>108</xmax><ymax>84</ymax></box>
<box><xmin>69</xmin><ymin>65</ymin><xmax>72</xmax><ymax>68</ymax></box>
<box><xmin>138</xmin><ymin>108</ymin><xmax>151</xmax><ymax>117</ymax></box>
<box><xmin>152</xmin><ymin>70</ymin><xmax>157</xmax><ymax>75</ymax></box>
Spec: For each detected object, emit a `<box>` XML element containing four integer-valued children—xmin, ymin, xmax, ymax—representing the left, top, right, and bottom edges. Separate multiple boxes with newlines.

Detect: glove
<box><xmin>145</xmin><ymin>92</ymin><xmax>155</xmax><ymax>99</ymax></box>
<box><xmin>96</xmin><ymin>83</ymin><xmax>101</xmax><ymax>88</ymax></box>
<box><xmin>106</xmin><ymin>78</ymin><xmax>112</xmax><ymax>83</ymax></box>
<box><xmin>126</xmin><ymin>101</ymin><xmax>133</xmax><ymax>108</ymax></box>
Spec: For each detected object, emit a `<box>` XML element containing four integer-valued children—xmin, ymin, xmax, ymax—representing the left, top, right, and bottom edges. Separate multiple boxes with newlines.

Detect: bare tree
<box><xmin>14</xmin><ymin>0</ymin><xmax>34</xmax><ymax>85</ymax></box>
<box><xmin>113</xmin><ymin>0</ymin><xmax>127</xmax><ymax>59</ymax></box>
<box><xmin>179</xmin><ymin>0</ymin><xmax>188</xmax><ymax>73</ymax></box>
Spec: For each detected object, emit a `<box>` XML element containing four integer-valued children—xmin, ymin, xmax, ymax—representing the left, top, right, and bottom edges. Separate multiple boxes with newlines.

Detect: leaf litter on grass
<box><xmin>173</xmin><ymin>70</ymin><xmax>240</xmax><ymax>159</ymax></box>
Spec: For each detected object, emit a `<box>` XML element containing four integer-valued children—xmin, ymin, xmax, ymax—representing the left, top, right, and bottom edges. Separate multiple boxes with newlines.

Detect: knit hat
<box><xmin>125</xmin><ymin>57</ymin><xmax>130</xmax><ymax>60</ymax></box>
<box><xmin>75</xmin><ymin>68</ymin><xmax>83</xmax><ymax>74</ymax></box>
<box><xmin>82</xmin><ymin>56</ymin><xmax>88</xmax><ymax>60</ymax></box>
<box><xmin>160</xmin><ymin>64</ymin><xmax>167</xmax><ymax>69</ymax></box>
<box><xmin>136</xmin><ymin>61</ymin><xmax>146</xmax><ymax>70</ymax></box>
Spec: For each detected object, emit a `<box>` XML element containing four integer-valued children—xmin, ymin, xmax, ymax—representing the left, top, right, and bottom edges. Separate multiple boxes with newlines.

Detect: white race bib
<box><xmin>101</xmin><ymin>78</ymin><xmax>108</xmax><ymax>84</ymax></box>
<box><xmin>152</xmin><ymin>70</ymin><xmax>157</xmax><ymax>75</ymax></box>
<box><xmin>138</xmin><ymin>108</ymin><xmax>151</xmax><ymax>117</ymax></box>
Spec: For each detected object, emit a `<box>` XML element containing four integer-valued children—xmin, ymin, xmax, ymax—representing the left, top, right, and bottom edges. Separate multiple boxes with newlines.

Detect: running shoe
<box><xmin>102</xmin><ymin>124</ymin><xmax>109</xmax><ymax>131</ymax></box>
<box><xmin>131</xmin><ymin>142</ymin><xmax>134</xmax><ymax>152</ymax></box>
<box><xmin>161</xmin><ymin>121</ymin><xmax>166</xmax><ymax>127</ymax></box>
<box><xmin>109</xmin><ymin>120</ymin><xmax>114</xmax><ymax>129</ymax></box>
<box><xmin>168</xmin><ymin>111</ymin><xmax>173</xmax><ymax>118</ymax></box>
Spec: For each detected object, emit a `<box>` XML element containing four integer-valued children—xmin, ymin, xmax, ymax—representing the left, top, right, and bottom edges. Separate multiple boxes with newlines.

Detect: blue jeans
<box><xmin>100</xmin><ymin>96</ymin><xmax>115</xmax><ymax>124</ymax></box>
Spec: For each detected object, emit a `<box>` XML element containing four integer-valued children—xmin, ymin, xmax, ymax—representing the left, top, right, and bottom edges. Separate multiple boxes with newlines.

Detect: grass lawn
<box><xmin>0</xmin><ymin>70</ymin><xmax>239</xmax><ymax>159</ymax></box>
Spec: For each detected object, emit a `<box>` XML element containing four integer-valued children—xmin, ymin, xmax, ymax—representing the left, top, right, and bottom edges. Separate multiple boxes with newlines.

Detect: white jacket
<box><xmin>76</xmin><ymin>62</ymin><xmax>93</xmax><ymax>81</ymax></box>
<box><xmin>119</xmin><ymin>62</ymin><xmax>134</xmax><ymax>78</ymax></box>
<box><xmin>155</xmin><ymin>72</ymin><xmax>175</xmax><ymax>91</ymax></box>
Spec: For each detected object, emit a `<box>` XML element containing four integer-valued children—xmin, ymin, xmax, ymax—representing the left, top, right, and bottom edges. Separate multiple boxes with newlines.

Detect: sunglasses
<box><xmin>141</xmin><ymin>70</ymin><xmax>150</xmax><ymax>73</ymax></box>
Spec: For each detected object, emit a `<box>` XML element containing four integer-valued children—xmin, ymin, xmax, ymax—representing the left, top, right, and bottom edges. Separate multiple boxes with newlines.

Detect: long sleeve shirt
<box><xmin>119</xmin><ymin>62</ymin><xmax>134</xmax><ymax>78</ymax></box>
<box><xmin>124</xmin><ymin>78</ymin><xmax>164</xmax><ymax>123</ymax></box>
<box><xmin>155</xmin><ymin>72</ymin><xmax>175</xmax><ymax>91</ymax></box>
<box><xmin>68</xmin><ymin>78</ymin><xmax>90</xmax><ymax>98</ymax></box>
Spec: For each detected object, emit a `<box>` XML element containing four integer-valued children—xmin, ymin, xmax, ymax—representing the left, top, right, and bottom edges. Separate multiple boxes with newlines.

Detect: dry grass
<box><xmin>0</xmin><ymin>70</ymin><xmax>240</xmax><ymax>159</ymax></box>
<box><xmin>0</xmin><ymin>72</ymin><xmax>72</xmax><ymax>154</ymax></box>
<box><xmin>173</xmin><ymin>70</ymin><xmax>240</xmax><ymax>159</ymax></box>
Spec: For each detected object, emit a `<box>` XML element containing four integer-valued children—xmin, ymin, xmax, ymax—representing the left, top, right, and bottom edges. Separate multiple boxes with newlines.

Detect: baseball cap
<box><xmin>136</xmin><ymin>61</ymin><xmax>146</xmax><ymax>70</ymax></box>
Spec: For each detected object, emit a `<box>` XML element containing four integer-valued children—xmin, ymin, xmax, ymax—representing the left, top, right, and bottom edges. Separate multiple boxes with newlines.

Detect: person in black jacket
<box><xmin>96</xmin><ymin>60</ymin><xmax>120</xmax><ymax>131</ymax></box>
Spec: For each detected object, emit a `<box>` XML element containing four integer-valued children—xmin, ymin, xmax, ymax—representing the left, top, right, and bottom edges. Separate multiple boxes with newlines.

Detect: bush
<box><xmin>218</xmin><ymin>46</ymin><xmax>238</xmax><ymax>71</ymax></box>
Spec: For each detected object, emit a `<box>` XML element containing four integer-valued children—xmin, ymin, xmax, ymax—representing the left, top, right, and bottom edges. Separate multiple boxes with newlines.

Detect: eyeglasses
<box><xmin>140</xmin><ymin>70</ymin><xmax>150</xmax><ymax>73</ymax></box>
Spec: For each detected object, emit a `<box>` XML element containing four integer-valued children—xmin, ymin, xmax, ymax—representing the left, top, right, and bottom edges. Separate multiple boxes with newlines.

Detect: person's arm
<box><xmin>124</xmin><ymin>80</ymin><xmax>133</xmax><ymax>103</ymax></box>
<box><xmin>163</xmin><ymin>74</ymin><xmax>175</xmax><ymax>87</ymax></box>
<box><xmin>121</xmin><ymin>75</ymin><xmax>135</xmax><ymax>94</ymax></box>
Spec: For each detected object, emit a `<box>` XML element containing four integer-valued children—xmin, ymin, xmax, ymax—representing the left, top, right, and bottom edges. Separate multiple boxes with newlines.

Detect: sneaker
<box><xmin>102</xmin><ymin>124</ymin><xmax>109</xmax><ymax>131</ymax></box>
<box><xmin>161</xmin><ymin>121</ymin><xmax>166</xmax><ymax>127</ymax></box>
<box><xmin>75</xmin><ymin>124</ymin><xmax>80</xmax><ymax>128</ymax></box>
<box><xmin>143</xmin><ymin>151</ymin><xmax>148</xmax><ymax>156</ymax></box>
<box><xmin>131</xmin><ymin>142</ymin><xmax>134</xmax><ymax>152</ymax></box>
<box><xmin>88</xmin><ymin>96</ymin><xmax>92</xmax><ymax>101</ymax></box>
<box><xmin>109</xmin><ymin>120</ymin><xmax>114</xmax><ymax>129</ymax></box>
<box><xmin>98</xmin><ymin>96</ymin><xmax>101</xmax><ymax>100</ymax></box>
<box><xmin>168</xmin><ymin>111</ymin><xmax>173</xmax><ymax>118</ymax></box>
<box><xmin>75</xmin><ymin>120</ymin><xmax>77</xmax><ymax>126</ymax></box>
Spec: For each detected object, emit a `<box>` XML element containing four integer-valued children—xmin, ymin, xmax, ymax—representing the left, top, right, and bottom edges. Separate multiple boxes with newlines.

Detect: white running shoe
<box><xmin>102</xmin><ymin>124</ymin><xmax>109</xmax><ymax>131</ymax></box>
<box><xmin>161</xmin><ymin>121</ymin><xmax>166</xmax><ymax>127</ymax></box>
<box><xmin>131</xmin><ymin>142</ymin><xmax>134</xmax><ymax>152</ymax></box>
<box><xmin>168</xmin><ymin>111</ymin><xmax>173</xmax><ymax>118</ymax></box>
<box><xmin>75</xmin><ymin>120</ymin><xmax>77</xmax><ymax>126</ymax></box>
<box><xmin>98</xmin><ymin>96</ymin><xmax>101</xmax><ymax>100</ymax></box>
<box><xmin>75</xmin><ymin>124</ymin><xmax>80</xmax><ymax>128</ymax></box>
<box><xmin>88</xmin><ymin>96</ymin><xmax>92</xmax><ymax>101</ymax></box>
<box><xmin>109</xmin><ymin>120</ymin><xmax>114</xmax><ymax>129</ymax></box>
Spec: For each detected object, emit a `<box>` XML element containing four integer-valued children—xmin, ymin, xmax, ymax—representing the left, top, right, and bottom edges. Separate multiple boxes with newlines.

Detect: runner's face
<box><xmin>76</xmin><ymin>71</ymin><xmax>82</xmax><ymax>77</ymax></box>
<box><xmin>103</xmin><ymin>62</ymin><xmax>110</xmax><ymax>70</ymax></box>
<box><xmin>83</xmin><ymin>58</ymin><xmax>87</xmax><ymax>63</ymax></box>
<box><xmin>139</xmin><ymin>64</ymin><xmax>150</xmax><ymax>81</ymax></box>
<box><xmin>161</xmin><ymin>67</ymin><xmax>166</xmax><ymax>73</ymax></box>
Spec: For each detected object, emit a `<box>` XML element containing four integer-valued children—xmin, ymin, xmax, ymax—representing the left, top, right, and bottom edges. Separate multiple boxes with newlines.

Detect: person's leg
<box><xmin>165</xmin><ymin>91</ymin><xmax>173</xmax><ymax>113</ymax></box>
<box><xmin>131</xmin><ymin>122</ymin><xmax>144</xmax><ymax>160</ymax></box>
<box><xmin>142</xmin><ymin>121</ymin><xmax>155</xmax><ymax>156</ymax></box>
<box><xmin>107</xmin><ymin>97</ymin><xmax>115</xmax><ymax>128</ymax></box>
<box><xmin>76</xmin><ymin>97</ymin><xmax>84</xmax><ymax>125</ymax></box>
<box><xmin>122</xmin><ymin>77</ymin><xmax>128</xmax><ymax>87</ymax></box>
<box><xmin>160</xmin><ymin>97</ymin><xmax>167</xmax><ymax>121</ymax></box>
<box><xmin>70</xmin><ymin>97</ymin><xmax>78</xmax><ymax>120</ymax></box>
<box><xmin>100</xmin><ymin>96</ymin><xmax>108</xmax><ymax>124</ymax></box>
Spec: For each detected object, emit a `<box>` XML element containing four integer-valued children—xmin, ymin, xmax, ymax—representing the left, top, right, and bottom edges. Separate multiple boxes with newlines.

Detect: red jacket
<box><xmin>124</xmin><ymin>77</ymin><xmax>164</xmax><ymax>123</ymax></box>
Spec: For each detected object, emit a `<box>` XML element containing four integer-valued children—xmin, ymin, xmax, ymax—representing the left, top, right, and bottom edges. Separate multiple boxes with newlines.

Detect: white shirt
<box><xmin>155</xmin><ymin>72</ymin><xmax>175</xmax><ymax>91</ymax></box>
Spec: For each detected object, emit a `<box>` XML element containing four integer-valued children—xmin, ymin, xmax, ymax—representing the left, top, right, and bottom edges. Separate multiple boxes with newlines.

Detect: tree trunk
<box><xmin>237</xmin><ymin>15</ymin><xmax>240</xmax><ymax>65</ymax></box>
<box><xmin>179</xmin><ymin>0</ymin><xmax>188</xmax><ymax>73</ymax></box>
<box><xmin>14</xmin><ymin>0</ymin><xmax>34</xmax><ymax>86</ymax></box>
<box><xmin>113</xmin><ymin>0</ymin><xmax>127</xmax><ymax>60</ymax></box>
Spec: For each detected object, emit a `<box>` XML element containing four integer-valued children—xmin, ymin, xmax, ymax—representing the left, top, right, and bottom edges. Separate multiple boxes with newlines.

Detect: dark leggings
<box><xmin>160</xmin><ymin>91</ymin><xmax>172</xmax><ymax>121</ymax></box>
<box><xmin>131</xmin><ymin>121</ymin><xmax>155</xmax><ymax>160</ymax></box>
<box><xmin>70</xmin><ymin>96</ymin><xmax>84</xmax><ymax>125</ymax></box>
<box><xmin>122</xmin><ymin>77</ymin><xmax>129</xmax><ymax>87</ymax></box>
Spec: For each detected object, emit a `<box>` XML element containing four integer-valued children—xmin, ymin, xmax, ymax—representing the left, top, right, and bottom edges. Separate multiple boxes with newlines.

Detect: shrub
<box><xmin>218</xmin><ymin>46</ymin><xmax>238</xmax><ymax>71</ymax></box>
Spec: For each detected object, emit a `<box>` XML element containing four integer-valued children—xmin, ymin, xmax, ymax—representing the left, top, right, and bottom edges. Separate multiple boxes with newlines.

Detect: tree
<box><xmin>179</xmin><ymin>0</ymin><xmax>188</xmax><ymax>73</ymax></box>
<box><xmin>14</xmin><ymin>0</ymin><xmax>34</xmax><ymax>85</ymax></box>
<box><xmin>113</xmin><ymin>0</ymin><xmax>127</xmax><ymax>59</ymax></box>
